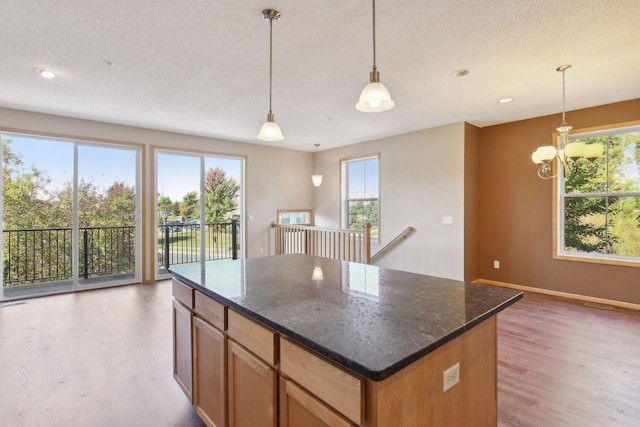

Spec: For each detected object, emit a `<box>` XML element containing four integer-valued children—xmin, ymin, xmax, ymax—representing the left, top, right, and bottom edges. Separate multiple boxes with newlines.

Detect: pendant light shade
<box><xmin>258</xmin><ymin>113</ymin><xmax>283</xmax><ymax>141</ymax></box>
<box><xmin>258</xmin><ymin>9</ymin><xmax>284</xmax><ymax>141</ymax></box>
<box><xmin>311</xmin><ymin>144</ymin><xmax>323</xmax><ymax>187</ymax></box>
<box><xmin>356</xmin><ymin>0</ymin><xmax>394</xmax><ymax>112</ymax></box>
<box><xmin>357</xmin><ymin>80</ymin><xmax>395</xmax><ymax>112</ymax></box>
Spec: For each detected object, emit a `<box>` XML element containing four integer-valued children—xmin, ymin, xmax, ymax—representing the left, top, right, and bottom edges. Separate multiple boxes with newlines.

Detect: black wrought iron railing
<box><xmin>157</xmin><ymin>220</ymin><xmax>239</xmax><ymax>270</ymax></box>
<box><xmin>3</xmin><ymin>226</ymin><xmax>135</xmax><ymax>286</ymax></box>
<box><xmin>2</xmin><ymin>221</ymin><xmax>240</xmax><ymax>286</ymax></box>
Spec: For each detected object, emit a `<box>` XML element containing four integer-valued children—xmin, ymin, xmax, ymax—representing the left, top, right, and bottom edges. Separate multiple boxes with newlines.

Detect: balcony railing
<box><xmin>157</xmin><ymin>220</ymin><xmax>240</xmax><ymax>270</ymax></box>
<box><xmin>3</xmin><ymin>226</ymin><xmax>135</xmax><ymax>286</ymax></box>
<box><xmin>2</xmin><ymin>221</ymin><xmax>240</xmax><ymax>286</ymax></box>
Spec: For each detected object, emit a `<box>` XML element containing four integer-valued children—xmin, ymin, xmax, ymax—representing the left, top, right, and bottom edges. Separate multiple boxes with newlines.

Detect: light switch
<box><xmin>442</xmin><ymin>216</ymin><xmax>453</xmax><ymax>225</ymax></box>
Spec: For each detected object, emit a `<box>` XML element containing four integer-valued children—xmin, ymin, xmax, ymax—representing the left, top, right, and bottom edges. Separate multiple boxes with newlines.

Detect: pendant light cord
<box><xmin>269</xmin><ymin>16</ymin><xmax>273</xmax><ymax>115</ymax></box>
<box><xmin>372</xmin><ymin>0</ymin><xmax>377</xmax><ymax>71</ymax></box>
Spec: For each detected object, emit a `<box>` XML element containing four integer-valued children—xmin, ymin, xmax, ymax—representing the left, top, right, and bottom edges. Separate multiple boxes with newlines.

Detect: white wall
<box><xmin>0</xmin><ymin>108</ymin><xmax>314</xmax><ymax>282</ymax></box>
<box><xmin>313</xmin><ymin>123</ymin><xmax>466</xmax><ymax>280</ymax></box>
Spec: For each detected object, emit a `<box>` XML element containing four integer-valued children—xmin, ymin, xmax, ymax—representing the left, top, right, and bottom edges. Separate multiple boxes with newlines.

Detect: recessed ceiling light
<box><xmin>35</xmin><ymin>68</ymin><xmax>56</xmax><ymax>79</ymax></box>
<box><xmin>450</xmin><ymin>69</ymin><xmax>469</xmax><ymax>77</ymax></box>
<box><xmin>498</xmin><ymin>98</ymin><xmax>513</xmax><ymax>104</ymax></box>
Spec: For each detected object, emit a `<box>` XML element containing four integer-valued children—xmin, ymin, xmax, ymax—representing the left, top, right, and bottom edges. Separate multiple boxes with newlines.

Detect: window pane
<box><xmin>348</xmin><ymin>160</ymin><xmax>365</xmax><ymax>198</ymax></box>
<box><xmin>364</xmin><ymin>158</ymin><xmax>379</xmax><ymax>198</ymax></box>
<box><xmin>564</xmin><ymin>197</ymin><xmax>608</xmax><ymax>254</ymax></box>
<box><xmin>78</xmin><ymin>145</ymin><xmax>137</xmax><ymax>228</ymax></box>
<box><xmin>608</xmin><ymin>196</ymin><xmax>640</xmax><ymax>257</ymax></box>
<box><xmin>348</xmin><ymin>200</ymin><xmax>379</xmax><ymax>231</ymax></box>
<box><xmin>564</xmin><ymin>196</ymin><xmax>640</xmax><ymax>257</ymax></box>
<box><xmin>609</xmin><ymin>131</ymin><xmax>640</xmax><ymax>192</ymax></box>
<box><xmin>564</xmin><ymin>137</ymin><xmax>607</xmax><ymax>194</ymax></box>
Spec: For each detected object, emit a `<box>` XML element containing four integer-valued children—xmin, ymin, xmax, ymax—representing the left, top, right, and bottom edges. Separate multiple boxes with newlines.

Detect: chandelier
<box><xmin>531</xmin><ymin>65</ymin><xmax>603</xmax><ymax>179</ymax></box>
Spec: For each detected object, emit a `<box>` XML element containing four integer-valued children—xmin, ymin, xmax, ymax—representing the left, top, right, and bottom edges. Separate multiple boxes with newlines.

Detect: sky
<box><xmin>2</xmin><ymin>133</ymin><xmax>243</xmax><ymax>202</ymax></box>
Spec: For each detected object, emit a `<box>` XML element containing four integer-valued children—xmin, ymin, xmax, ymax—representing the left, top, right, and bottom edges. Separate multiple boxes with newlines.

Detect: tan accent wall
<box><xmin>475</xmin><ymin>99</ymin><xmax>640</xmax><ymax>304</ymax></box>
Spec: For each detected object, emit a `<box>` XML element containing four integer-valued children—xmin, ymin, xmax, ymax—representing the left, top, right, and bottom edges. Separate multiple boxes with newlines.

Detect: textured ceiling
<box><xmin>1</xmin><ymin>0</ymin><xmax>639</xmax><ymax>151</ymax></box>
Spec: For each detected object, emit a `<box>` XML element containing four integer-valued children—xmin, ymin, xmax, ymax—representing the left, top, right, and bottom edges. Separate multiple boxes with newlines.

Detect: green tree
<box><xmin>204</xmin><ymin>167</ymin><xmax>239</xmax><ymax>223</ymax></box>
<box><xmin>2</xmin><ymin>139</ymin><xmax>54</xmax><ymax>229</ymax></box>
<box><xmin>157</xmin><ymin>195</ymin><xmax>173</xmax><ymax>223</ymax></box>
<box><xmin>180</xmin><ymin>191</ymin><xmax>199</xmax><ymax>220</ymax></box>
<box><xmin>101</xmin><ymin>181</ymin><xmax>136</xmax><ymax>226</ymax></box>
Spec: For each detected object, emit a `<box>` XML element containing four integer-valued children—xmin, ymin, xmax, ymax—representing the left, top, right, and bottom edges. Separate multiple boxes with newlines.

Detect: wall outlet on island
<box><xmin>443</xmin><ymin>362</ymin><xmax>460</xmax><ymax>392</ymax></box>
<box><xmin>493</xmin><ymin>260</ymin><xmax>500</xmax><ymax>269</ymax></box>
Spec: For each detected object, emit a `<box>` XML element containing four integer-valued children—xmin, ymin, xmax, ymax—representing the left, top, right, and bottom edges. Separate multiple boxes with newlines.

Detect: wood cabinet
<box><xmin>227</xmin><ymin>340</ymin><xmax>277</xmax><ymax>427</ymax></box>
<box><xmin>172</xmin><ymin>299</ymin><xmax>193</xmax><ymax>403</ymax></box>
<box><xmin>193</xmin><ymin>316</ymin><xmax>227</xmax><ymax>427</ymax></box>
<box><xmin>280</xmin><ymin>378</ymin><xmax>355</xmax><ymax>427</ymax></box>
<box><xmin>172</xmin><ymin>277</ymin><xmax>499</xmax><ymax>427</ymax></box>
<box><xmin>280</xmin><ymin>338</ymin><xmax>363</xmax><ymax>426</ymax></box>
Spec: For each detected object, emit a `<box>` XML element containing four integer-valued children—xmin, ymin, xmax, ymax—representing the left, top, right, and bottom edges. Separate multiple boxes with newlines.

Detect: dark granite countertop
<box><xmin>169</xmin><ymin>254</ymin><xmax>522</xmax><ymax>381</ymax></box>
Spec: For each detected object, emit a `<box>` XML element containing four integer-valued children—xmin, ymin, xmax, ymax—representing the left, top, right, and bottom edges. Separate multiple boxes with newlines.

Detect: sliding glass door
<box><xmin>155</xmin><ymin>150</ymin><xmax>243</xmax><ymax>278</ymax></box>
<box><xmin>1</xmin><ymin>132</ymin><xmax>141</xmax><ymax>300</ymax></box>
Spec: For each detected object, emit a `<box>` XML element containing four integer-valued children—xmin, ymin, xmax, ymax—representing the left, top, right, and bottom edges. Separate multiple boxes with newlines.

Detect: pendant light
<box><xmin>311</xmin><ymin>144</ymin><xmax>323</xmax><ymax>187</ymax></box>
<box><xmin>258</xmin><ymin>9</ymin><xmax>284</xmax><ymax>141</ymax></box>
<box><xmin>356</xmin><ymin>0</ymin><xmax>395</xmax><ymax>112</ymax></box>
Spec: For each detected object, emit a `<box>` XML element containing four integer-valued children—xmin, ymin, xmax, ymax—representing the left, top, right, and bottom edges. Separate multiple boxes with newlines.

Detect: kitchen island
<box><xmin>170</xmin><ymin>254</ymin><xmax>522</xmax><ymax>427</ymax></box>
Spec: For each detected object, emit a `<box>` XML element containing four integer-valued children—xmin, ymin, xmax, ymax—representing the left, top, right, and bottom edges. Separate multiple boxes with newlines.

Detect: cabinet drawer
<box><xmin>280</xmin><ymin>338</ymin><xmax>363</xmax><ymax>425</ymax></box>
<box><xmin>172</xmin><ymin>279</ymin><xmax>194</xmax><ymax>309</ymax></box>
<box><xmin>280</xmin><ymin>378</ymin><xmax>355</xmax><ymax>427</ymax></box>
<box><xmin>228</xmin><ymin>309</ymin><xmax>277</xmax><ymax>366</ymax></box>
<box><xmin>194</xmin><ymin>290</ymin><xmax>226</xmax><ymax>331</ymax></box>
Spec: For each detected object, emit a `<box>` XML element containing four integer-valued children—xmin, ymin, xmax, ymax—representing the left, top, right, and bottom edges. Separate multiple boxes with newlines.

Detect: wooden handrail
<box><xmin>271</xmin><ymin>222</ymin><xmax>371</xmax><ymax>264</ymax></box>
<box><xmin>369</xmin><ymin>226</ymin><xmax>415</xmax><ymax>264</ymax></box>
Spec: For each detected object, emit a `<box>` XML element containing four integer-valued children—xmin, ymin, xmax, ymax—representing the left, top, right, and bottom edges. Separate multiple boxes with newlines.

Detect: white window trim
<box><xmin>341</xmin><ymin>154</ymin><xmax>380</xmax><ymax>244</ymax></box>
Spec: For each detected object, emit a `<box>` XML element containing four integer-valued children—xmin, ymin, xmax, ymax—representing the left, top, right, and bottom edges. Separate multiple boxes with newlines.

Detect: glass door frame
<box><xmin>1</xmin><ymin>130</ymin><xmax>143</xmax><ymax>300</ymax></box>
<box><xmin>153</xmin><ymin>147</ymin><xmax>245</xmax><ymax>281</ymax></box>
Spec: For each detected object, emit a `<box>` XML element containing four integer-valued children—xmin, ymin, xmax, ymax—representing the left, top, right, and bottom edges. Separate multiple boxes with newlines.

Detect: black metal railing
<box><xmin>157</xmin><ymin>220</ymin><xmax>239</xmax><ymax>270</ymax></box>
<box><xmin>2</xmin><ymin>221</ymin><xmax>240</xmax><ymax>286</ymax></box>
<box><xmin>3</xmin><ymin>226</ymin><xmax>135</xmax><ymax>286</ymax></box>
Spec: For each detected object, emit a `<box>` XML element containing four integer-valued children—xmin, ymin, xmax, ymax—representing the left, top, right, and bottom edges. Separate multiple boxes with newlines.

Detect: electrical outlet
<box><xmin>493</xmin><ymin>260</ymin><xmax>500</xmax><ymax>269</ymax></box>
<box><xmin>443</xmin><ymin>363</ymin><xmax>460</xmax><ymax>392</ymax></box>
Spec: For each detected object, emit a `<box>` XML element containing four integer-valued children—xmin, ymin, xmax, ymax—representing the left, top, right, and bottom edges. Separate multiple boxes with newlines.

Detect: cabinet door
<box><xmin>228</xmin><ymin>340</ymin><xmax>277</xmax><ymax>427</ymax></box>
<box><xmin>280</xmin><ymin>378</ymin><xmax>354</xmax><ymax>427</ymax></box>
<box><xmin>193</xmin><ymin>317</ymin><xmax>227</xmax><ymax>427</ymax></box>
<box><xmin>173</xmin><ymin>299</ymin><xmax>193</xmax><ymax>402</ymax></box>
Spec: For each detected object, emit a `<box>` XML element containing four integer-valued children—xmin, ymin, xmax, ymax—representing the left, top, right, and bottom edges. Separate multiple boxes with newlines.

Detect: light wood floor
<box><xmin>1</xmin><ymin>281</ymin><xmax>638</xmax><ymax>426</ymax></box>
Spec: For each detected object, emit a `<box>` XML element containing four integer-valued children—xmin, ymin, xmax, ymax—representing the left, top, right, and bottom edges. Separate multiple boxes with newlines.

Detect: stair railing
<box><xmin>369</xmin><ymin>226</ymin><xmax>415</xmax><ymax>264</ymax></box>
<box><xmin>271</xmin><ymin>222</ymin><xmax>371</xmax><ymax>264</ymax></box>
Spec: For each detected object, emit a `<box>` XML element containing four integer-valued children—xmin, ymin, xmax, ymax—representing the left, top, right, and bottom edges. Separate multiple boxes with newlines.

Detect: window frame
<box><xmin>554</xmin><ymin>120</ymin><xmax>640</xmax><ymax>267</ymax></box>
<box><xmin>277</xmin><ymin>209</ymin><xmax>313</xmax><ymax>225</ymax></box>
<box><xmin>341</xmin><ymin>154</ymin><xmax>380</xmax><ymax>244</ymax></box>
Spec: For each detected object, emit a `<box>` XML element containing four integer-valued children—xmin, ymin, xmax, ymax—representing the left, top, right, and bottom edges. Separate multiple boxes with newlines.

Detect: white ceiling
<box><xmin>1</xmin><ymin>0</ymin><xmax>639</xmax><ymax>151</ymax></box>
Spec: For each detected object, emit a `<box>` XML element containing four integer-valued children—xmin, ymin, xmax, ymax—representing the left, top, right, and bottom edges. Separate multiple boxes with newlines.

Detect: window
<box><xmin>277</xmin><ymin>209</ymin><xmax>312</xmax><ymax>225</ymax></box>
<box><xmin>557</xmin><ymin>123</ymin><xmax>640</xmax><ymax>265</ymax></box>
<box><xmin>342</xmin><ymin>155</ymin><xmax>379</xmax><ymax>242</ymax></box>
